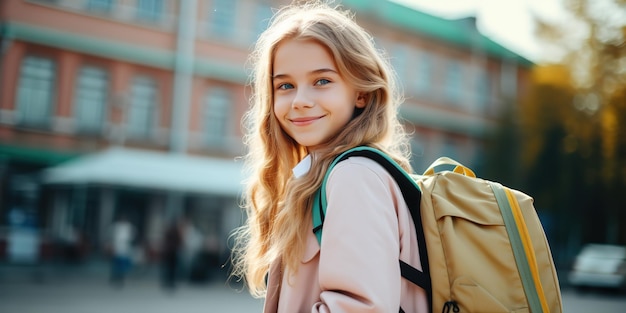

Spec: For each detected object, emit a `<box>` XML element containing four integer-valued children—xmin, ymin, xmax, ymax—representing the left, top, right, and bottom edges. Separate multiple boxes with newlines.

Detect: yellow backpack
<box><xmin>313</xmin><ymin>146</ymin><xmax>563</xmax><ymax>313</ymax></box>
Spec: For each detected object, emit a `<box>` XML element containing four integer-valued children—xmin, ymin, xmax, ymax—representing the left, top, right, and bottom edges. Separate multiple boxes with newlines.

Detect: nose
<box><xmin>292</xmin><ymin>87</ymin><xmax>314</xmax><ymax>109</ymax></box>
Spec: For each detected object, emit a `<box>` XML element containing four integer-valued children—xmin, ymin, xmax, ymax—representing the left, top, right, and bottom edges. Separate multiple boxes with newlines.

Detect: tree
<box><xmin>531</xmin><ymin>0</ymin><xmax>626</xmax><ymax>246</ymax></box>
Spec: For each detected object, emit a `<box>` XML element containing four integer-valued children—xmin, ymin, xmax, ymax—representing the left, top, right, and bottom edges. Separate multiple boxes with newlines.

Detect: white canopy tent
<box><xmin>42</xmin><ymin>147</ymin><xmax>245</xmax><ymax>196</ymax></box>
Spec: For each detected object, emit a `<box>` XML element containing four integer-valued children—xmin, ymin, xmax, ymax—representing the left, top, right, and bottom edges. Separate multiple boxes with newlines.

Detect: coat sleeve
<box><xmin>312</xmin><ymin>158</ymin><xmax>402</xmax><ymax>313</ymax></box>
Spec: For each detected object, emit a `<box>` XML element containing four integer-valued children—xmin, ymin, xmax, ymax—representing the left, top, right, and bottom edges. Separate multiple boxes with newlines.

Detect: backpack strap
<box><xmin>489</xmin><ymin>182</ymin><xmax>550</xmax><ymax>313</ymax></box>
<box><xmin>424</xmin><ymin>156</ymin><xmax>476</xmax><ymax>177</ymax></box>
<box><xmin>311</xmin><ymin>146</ymin><xmax>432</xmax><ymax>312</ymax></box>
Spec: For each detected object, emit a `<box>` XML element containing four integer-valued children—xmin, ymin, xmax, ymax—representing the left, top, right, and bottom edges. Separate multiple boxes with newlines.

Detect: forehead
<box><xmin>272</xmin><ymin>39</ymin><xmax>337</xmax><ymax>75</ymax></box>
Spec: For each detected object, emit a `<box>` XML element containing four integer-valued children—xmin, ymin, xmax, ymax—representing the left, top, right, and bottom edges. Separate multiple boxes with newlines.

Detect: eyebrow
<box><xmin>272</xmin><ymin>68</ymin><xmax>338</xmax><ymax>80</ymax></box>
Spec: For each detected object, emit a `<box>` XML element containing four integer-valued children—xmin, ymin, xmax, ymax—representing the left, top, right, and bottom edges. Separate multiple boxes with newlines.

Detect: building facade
<box><xmin>0</xmin><ymin>0</ymin><xmax>531</xmax><ymax>266</ymax></box>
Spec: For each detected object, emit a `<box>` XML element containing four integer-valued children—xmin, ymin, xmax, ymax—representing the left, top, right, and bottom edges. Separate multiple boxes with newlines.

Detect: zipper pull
<box><xmin>442</xmin><ymin>301</ymin><xmax>460</xmax><ymax>313</ymax></box>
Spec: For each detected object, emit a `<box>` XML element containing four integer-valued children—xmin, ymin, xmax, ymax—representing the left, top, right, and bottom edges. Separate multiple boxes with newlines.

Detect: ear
<box><xmin>355</xmin><ymin>92</ymin><xmax>366</xmax><ymax>108</ymax></box>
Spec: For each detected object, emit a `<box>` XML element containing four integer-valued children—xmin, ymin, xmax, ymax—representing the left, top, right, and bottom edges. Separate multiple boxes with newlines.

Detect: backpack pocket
<box><xmin>428</xmin><ymin>174</ymin><xmax>532</xmax><ymax>312</ymax></box>
<box><xmin>451</xmin><ymin>276</ymin><xmax>529</xmax><ymax>313</ymax></box>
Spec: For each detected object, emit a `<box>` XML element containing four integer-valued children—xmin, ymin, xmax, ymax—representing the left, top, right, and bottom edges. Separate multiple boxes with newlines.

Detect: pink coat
<box><xmin>263</xmin><ymin>157</ymin><xmax>429</xmax><ymax>313</ymax></box>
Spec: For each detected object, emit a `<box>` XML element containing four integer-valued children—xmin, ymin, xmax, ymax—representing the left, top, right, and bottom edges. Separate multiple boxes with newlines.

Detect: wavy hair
<box><xmin>231</xmin><ymin>0</ymin><xmax>413</xmax><ymax>297</ymax></box>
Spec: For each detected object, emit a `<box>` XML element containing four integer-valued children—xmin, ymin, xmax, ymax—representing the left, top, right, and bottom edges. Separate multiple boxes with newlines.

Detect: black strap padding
<box><xmin>400</xmin><ymin>260</ymin><xmax>430</xmax><ymax>290</ymax></box>
<box><xmin>312</xmin><ymin>190</ymin><xmax>325</xmax><ymax>234</ymax></box>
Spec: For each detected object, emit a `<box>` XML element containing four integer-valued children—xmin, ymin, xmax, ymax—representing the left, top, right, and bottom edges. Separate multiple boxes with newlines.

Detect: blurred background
<box><xmin>0</xmin><ymin>0</ymin><xmax>624</xmax><ymax>312</ymax></box>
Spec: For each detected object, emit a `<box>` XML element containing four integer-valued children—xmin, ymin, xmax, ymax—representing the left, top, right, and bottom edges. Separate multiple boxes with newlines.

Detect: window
<box><xmin>87</xmin><ymin>0</ymin><xmax>113</xmax><ymax>12</ymax></box>
<box><xmin>136</xmin><ymin>0</ymin><xmax>163</xmax><ymax>22</ymax></box>
<box><xmin>252</xmin><ymin>2</ymin><xmax>273</xmax><ymax>41</ymax></box>
<box><xmin>16</xmin><ymin>56</ymin><xmax>56</xmax><ymax>127</ymax></box>
<box><xmin>500</xmin><ymin>60</ymin><xmax>517</xmax><ymax>98</ymax></box>
<box><xmin>444</xmin><ymin>61</ymin><xmax>463</xmax><ymax>105</ymax></box>
<box><xmin>476</xmin><ymin>69</ymin><xmax>492</xmax><ymax>112</ymax></box>
<box><xmin>410</xmin><ymin>136</ymin><xmax>426</xmax><ymax>174</ymax></box>
<box><xmin>203</xmin><ymin>87</ymin><xmax>231</xmax><ymax>147</ymax></box>
<box><xmin>390</xmin><ymin>44</ymin><xmax>410</xmax><ymax>83</ymax></box>
<box><xmin>207</xmin><ymin>0</ymin><xmax>237</xmax><ymax>39</ymax></box>
<box><xmin>74</xmin><ymin>66</ymin><xmax>108</xmax><ymax>134</ymax></box>
<box><xmin>414</xmin><ymin>52</ymin><xmax>433</xmax><ymax>96</ymax></box>
<box><xmin>128</xmin><ymin>76</ymin><xmax>157</xmax><ymax>139</ymax></box>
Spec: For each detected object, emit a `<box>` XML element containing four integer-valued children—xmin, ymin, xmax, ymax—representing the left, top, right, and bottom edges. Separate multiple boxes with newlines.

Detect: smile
<box><xmin>289</xmin><ymin>115</ymin><xmax>325</xmax><ymax>126</ymax></box>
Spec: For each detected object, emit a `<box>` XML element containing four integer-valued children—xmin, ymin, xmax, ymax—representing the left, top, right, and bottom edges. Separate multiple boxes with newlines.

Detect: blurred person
<box><xmin>181</xmin><ymin>218</ymin><xmax>203</xmax><ymax>281</ymax></box>
<box><xmin>161</xmin><ymin>218</ymin><xmax>183</xmax><ymax>290</ymax></box>
<box><xmin>231</xmin><ymin>1</ymin><xmax>427</xmax><ymax>312</ymax></box>
<box><xmin>189</xmin><ymin>232</ymin><xmax>222</xmax><ymax>284</ymax></box>
<box><xmin>60</xmin><ymin>224</ymin><xmax>82</xmax><ymax>263</ymax></box>
<box><xmin>109</xmin><ymin>214</ymin><xmax>135</xmax><ymax>287</ymax></box>
<box><xmin>203</xmin><ymin>233</ymin><xmax>222</xmax><ymax>280</ymax></box>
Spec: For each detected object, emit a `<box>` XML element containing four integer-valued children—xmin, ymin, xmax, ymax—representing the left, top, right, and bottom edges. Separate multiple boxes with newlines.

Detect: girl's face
<box><xmin>272</xmin><ymin>39</ymin><xmax>365</xmax><ymax>151</ymax></box>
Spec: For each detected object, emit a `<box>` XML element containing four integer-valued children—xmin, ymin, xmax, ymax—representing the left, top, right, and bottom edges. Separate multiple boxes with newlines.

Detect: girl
<box><xmin>233</xmin><ymin>1</ymin><xmax>428</xmax><ymax>312</ymax></box>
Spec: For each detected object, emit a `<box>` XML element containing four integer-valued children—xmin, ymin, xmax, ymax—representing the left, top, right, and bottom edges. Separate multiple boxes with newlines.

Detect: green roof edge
<box><xmin>0</xmin><ymin>144</ymin><xmax>79</xmax><ymax>165</ymax></box>
<box><xmin>342</xmin><ymin>0</ymin><xmax>534</xmax><ymax>67</ymax></box>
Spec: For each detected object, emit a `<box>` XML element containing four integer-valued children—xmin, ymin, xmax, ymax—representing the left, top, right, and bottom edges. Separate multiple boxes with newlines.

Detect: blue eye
<box><xmin>315</xmin><ymin>79</ymin><xmax>331</xmax><ymax>86</ymax></box>
<box><xmin>277</xmin><ymin>83</ymin><xmax>294</xmax><ymax>90</ymax></box>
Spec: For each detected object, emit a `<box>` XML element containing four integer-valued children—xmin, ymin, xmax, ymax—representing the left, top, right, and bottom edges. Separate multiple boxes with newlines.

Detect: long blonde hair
<box><xmin>232</xmin><ymin>0</ymin><xmax>412</xmax><ymax>297</ymax></box>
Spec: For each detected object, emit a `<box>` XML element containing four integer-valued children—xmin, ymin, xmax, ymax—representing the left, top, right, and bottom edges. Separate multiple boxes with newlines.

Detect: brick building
<box><xmin>0</xmin><ymin>0</ymin><xmax>531</xmax><ymax>265</ymax></box>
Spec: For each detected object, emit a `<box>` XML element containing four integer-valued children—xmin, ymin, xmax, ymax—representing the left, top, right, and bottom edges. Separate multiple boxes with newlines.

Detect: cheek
<box><xmin>270</xmin><ymin>104</ymin><xmax>288</xmax><ymax>135</ymax></box>
<box><xmin>272</xmin><ymin>101</ymin><xmax>288</xmax><ymax>132</ymax></box>
<box><xmin>273</xmin><ymin>96</ymin><xmax>289</xmax><ymax>119</ymax></box>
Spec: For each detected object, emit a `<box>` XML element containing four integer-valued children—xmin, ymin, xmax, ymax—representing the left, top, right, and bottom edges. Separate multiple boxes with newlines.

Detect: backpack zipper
<box><xmin>442</xmin><ymin>301</ymin><xmax>460</xmax><ymax>313</ymax></box>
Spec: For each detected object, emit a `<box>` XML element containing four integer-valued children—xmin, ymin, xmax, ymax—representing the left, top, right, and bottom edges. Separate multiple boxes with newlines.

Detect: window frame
<box><xmin>135</xmin><ymin>0</ymin><xmax>164</xmax><ymax>22</ymax></box>
<box><xmin>16</xmin><ymin>55</ymin><xmax>56</xmax><ymax>128</ymax></box>
<box><xmin>202</xmin><ymin>87</ymin><xmax>232</xmax><ymax>147</ymax></box>
<box><xmin>206</xmin><ymin>0</ymin><xmax>238</xmax><ymax>40</ymax></box>
<box><xmin>73</xmin><ymin>65</ymin><xmax>109</xmax><ymax>135</ymax></box>
<box><xmin>127</xmin><ymin>75</ymin><xmax>159</xmax><ymax>140</ymax></box>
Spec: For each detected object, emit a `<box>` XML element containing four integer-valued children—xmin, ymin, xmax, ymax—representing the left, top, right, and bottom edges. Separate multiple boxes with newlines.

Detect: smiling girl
<box><xmin>232</xmin><ymin>1</ymin><xmax>428</xmax><ymax>312</ymax></box>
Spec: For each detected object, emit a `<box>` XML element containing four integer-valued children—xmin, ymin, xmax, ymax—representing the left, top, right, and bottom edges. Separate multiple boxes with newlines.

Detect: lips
<box><xmin>289</xmin><ymin>115</ymin><xmax>325</xmax><ymax>126</ymax></box>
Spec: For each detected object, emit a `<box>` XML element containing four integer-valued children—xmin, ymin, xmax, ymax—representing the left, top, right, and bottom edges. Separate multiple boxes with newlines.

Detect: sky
<box><xmin>391</xmin><ymin>0</ymin><xmax>567</xmax><ymax>62</ymax></box>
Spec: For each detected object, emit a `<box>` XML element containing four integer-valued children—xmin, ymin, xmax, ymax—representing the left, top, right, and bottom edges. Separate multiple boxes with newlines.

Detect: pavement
<box><xmin>3</xmin><ymin>262</ymin><xmax>626</xmax><ymax>313</ymax></box>
<box><xmin>0</xmin><ymin>261</ymin><xmax>264</xmax><ymax>313</ymax></box>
